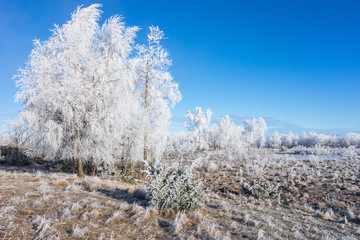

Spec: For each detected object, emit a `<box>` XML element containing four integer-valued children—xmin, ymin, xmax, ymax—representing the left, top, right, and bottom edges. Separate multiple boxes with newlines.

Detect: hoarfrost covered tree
<box><xmin>2</xmin><ymin>119</ymin><xmax>29</xmax><ymax>149</ymax></box>
<box><xmin>244</xmin><ymin>117</ymin><xmax>267</xmax><ymax>148</ymax></box>
<box><xmin>218</xmin><ymin>115</ymin><xmax>235</xmax><ymax>149</ymax></box>
<box><xmin>15</xmin><ymin>4</ymin><xmax>141</xmax><ymax>177</ymax></box>
<box><xmin>207</xmin><ymin>124</ymin><xmax>219</xmax><ymax>150</ymax></box>
<box><xmin>268</xmin><ymin>131</ymin><xmax>282</xmax><ymax>149</ymax></box>
<box><xmin>185</xmin><ymin>107</ymin><xmax>212</xmax><ymax>151</ymax></box>
<box><xmin>282</xmin><ymin>131</ymin><xmax>299</xmax><ymax>148</ymax></box>
<box><xmin>344</xmin><ymin>133</ymin><xmax>360</xmax><ymax>147</ymax></box>
<box><xmin>217</xmin><ymin>115</ymin><xmax>246</xmax><ymax>154</ymax></box>
<box><xmin>256</xmin><ymin>117</ymin><xmax>267</xmax><ymax>147</ymax></box>
<box><xmin>96</xmin><ymin>14</ymin><xmax>141</xmax><ymax>172</ymax></box>
<box><xmin>134</xmin><ymin>26</ymin><xmax>181</xmax><ymax>163</ymax></box>
<box><xmin>299</xmin><ymin>131</ymin><xmax>336</xmax><ymax>147</ymax></box>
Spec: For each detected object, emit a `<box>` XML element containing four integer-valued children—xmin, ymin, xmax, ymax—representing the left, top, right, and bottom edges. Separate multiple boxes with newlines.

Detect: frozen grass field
<box><xmin>0</xmin><ymin>148</ymin><xmax>359</xmax><ymax>239</ymax></box>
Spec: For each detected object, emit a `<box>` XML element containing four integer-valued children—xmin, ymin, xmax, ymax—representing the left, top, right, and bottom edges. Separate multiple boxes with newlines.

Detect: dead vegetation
<box><xmin>0</xmin><ymin>149</ymin><xmax>359</xmax><ymax>239</ymax></box>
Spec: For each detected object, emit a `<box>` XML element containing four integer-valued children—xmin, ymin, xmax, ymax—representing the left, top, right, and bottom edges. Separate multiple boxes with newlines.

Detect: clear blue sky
<box><xmin>1</xmin><ymin>0</ymin><xmax>359</xmax><ymax>135</ymax></box>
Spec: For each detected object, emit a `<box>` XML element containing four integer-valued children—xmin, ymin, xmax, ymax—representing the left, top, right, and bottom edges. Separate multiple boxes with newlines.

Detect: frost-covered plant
<box><xmin>185</xmin><ymin>107</ymin><xmax>212</xmax><ymax>151</ymax></box>
<box><xmin>72</xmin><ymin>225</ymin><xmax>86</xmax><ymax>238</ymax></box>
<box><xmin>14</xmin><ymin>4</ymin><xmax>181</xmax><ymax>177</ymax></box>
<box><xmin>325</xmin><ymin>193</ymin><xmax>336</xmax><ymax>209</ymax></box>
<box><xmin>2</xmin><ymin>119</ymin><xmax>29</xmax><ymax>149</ymax></box>
<box><xmin>244</xmin><ymin>154</ymin><xmax>272</xmax><ymax>178</ymax></box>
<box><xmin>244</xmin><ymin>117</ymin><xmax>267</xmax><ymax>148</ymax></box>
<box><xmin>33</xmin><ymin>216</ymin><xmax>56</xmax><ymax>239</ymax></box>
<box><xmin>268</xmin><ymin>131</ymin><xmax>282</xmax><ymax>149</ymax></box>
<box><xmin>216</xmin><ymin>115</ymin><xmax>246</xmax><ymax>155</ymax></box>
<box><xmin>145</xmin><ymin>162</ymin><xmax>202</xmax><ymax>212</ymax></box>
<box><xmin>243</xmin><ymin>179</ymin><xmax>280</xmax><ymax>199</ymax></box>
<box><xmin>344</xmin><ymin>133</ymin><xmax>360</xmax><ymax>147</ymax></box>
<box><xmin>342</xmin><ymin>146</ymin><xmax>358</xmax><ymax>160</ymax></box>
<box><xmin>15</xmin><ymin>4</ymin><xmax>140</xmax><ymax>177</ymax></box>
<box><xmin>135</xmin><ymin>26</ymin><xmax>181</xmax><ymax>162</ymax></box>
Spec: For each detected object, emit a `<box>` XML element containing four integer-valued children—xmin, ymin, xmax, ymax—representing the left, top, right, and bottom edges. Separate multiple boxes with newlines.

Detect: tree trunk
<box><xmin>77</xmin><ymin>158</ymin><xmax>84</xmax><ymax>178</ymax></box>
<box><xmin>143</xmin><ymin>40</ymin><xmax>151</xmax><ymax>163</ymax></box>
<box><xmin>144</xmin><ymin>72</ymin><xmax>149</xmax><ymax>162</ymax></box>
<box><xmin>198</xmin><ymin>132</ymin><xmax>201</xmax><ymax>152</ymax></box>
<box><xmin>143</xmin><ymin>134</ymin><xmax>148</xmax><ymax>161</ymax></box>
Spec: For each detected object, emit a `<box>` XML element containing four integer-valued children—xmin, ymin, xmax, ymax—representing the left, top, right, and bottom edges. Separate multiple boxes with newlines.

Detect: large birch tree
<box><xmin>15</xmin><ymin>4</ymin><xmax>140</xmax><ymax>177</ymax></box>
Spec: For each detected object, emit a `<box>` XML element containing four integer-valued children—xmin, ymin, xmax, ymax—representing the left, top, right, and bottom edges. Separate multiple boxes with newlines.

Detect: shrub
<box><xmin>145</xmin><ymin>163</ymin><xmax>202</xmax><ymax>212</ymax></box>
<box><xmin>243</xmin><ymin>179</ymin><xmax>280</xmax><ymax>199</ymax></box>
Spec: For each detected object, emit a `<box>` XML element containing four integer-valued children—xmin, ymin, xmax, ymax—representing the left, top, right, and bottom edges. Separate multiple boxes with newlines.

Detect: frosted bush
<box><xmin>292</xmin><ymin>145</ymin><xmax>331</xmax><ymax>155</ymax></box>
<box><xmin>342</xmin><ymin>146</ymin><xmax>358</xmax><ymax>160</ymax></box>
<box><xmin>243</xmin><ymin>179</ymin><xmax>280</xmax><ymax>199</ymax></box>
<box><xmin>145</xmin><ymin>163</ymin><xmax>202</xmax><ymax>212</ymax></box>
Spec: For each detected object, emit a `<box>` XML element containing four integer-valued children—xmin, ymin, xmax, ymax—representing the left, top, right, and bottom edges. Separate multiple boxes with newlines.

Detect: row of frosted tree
<box><xmin>173</xmin><ymin>107</ymin><xmax>268</xmax><ymax>154</ymax></box>
<box><xmin>169</xmin><ymin>107</ymin><xmax>360</xmax><ymax>156</ymax></box>
<box><xmin>268</xmin><ymin>131</ymin><xmax>360</xmax><ymax>149</ymax></box>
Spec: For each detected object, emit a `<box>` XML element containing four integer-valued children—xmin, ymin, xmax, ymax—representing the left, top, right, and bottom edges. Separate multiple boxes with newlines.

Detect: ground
<box><xmin>0</xmin><ymin>150</ymin><xmax>359</xmax><ymax>239</ymax></box>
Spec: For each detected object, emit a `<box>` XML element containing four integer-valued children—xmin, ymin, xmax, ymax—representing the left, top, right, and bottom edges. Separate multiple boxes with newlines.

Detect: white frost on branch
<box><xmin>14</xmin><ymin>4</ymin><xmax>181</xmax><ymax>171</ymax></box>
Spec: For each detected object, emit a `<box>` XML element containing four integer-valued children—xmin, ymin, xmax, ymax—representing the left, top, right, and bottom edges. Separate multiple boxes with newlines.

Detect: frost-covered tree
<box><xmin>96</xmin><ymin>14</ymin><xmax>141</xmax><ymax>172</ymax></box>
<box><xmin>134</xmin><ymin>26</ymin><xmax>181</xmax><ymax>163</ymax></box>
<box><xmin>256</xmin><ymin>117</ymin><xmax>268</xmax><ymax>147</ymax></box>
<box><xmin>268</xmin><ymin>131</ymin><xmax>282</xmax><ymax>149</ymax></box>
<box><xmin>244</xmin><ymin>117</ymin><xmax>267</xmax><ymax>148</ymax></box>
<box><xmin>15</xmin><ymin>4</ymin><xmax>140</xmax><ymax>177</ymax></box>
<box><xmin>207</xmin><ymin>124</ymin><xmax>219</xmax><ymax>150</ymax></box>
<box><xmin>218</xmin><ymin>115</ymin><xmax>234</xmax><ymax>149</ymax></box>
<box><xmin>185</xmin><ymin>107</ymin><xmax>212</xmax><ymax>151</ymax></box>
<box><xmin>299</xmin><ymin>131</ymin><xmax>336</xmax><ymax>147</ymax></box>
<box><xmin>216</xmin><ymin>115</ymin><xmax>246</xmax><ymax>154</ymax></box>
<box><xmin>344</xmin><ymin>133</ymin><xmax>360</xmax><ymax>147</ymax></box>
<box><xmin>282</xmin><ymin>131</ymin><xmax>299</xmax><ymax>148</ymax></box>
<box><xmin>2</xmin><ymin>119</ymin><xmax>29</xmax><ymax>149</ymax></box>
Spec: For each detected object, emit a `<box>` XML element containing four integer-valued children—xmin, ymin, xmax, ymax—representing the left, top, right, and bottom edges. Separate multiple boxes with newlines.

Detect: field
<box><xmin>0</xmin><ymin>149</ymin><xmax>359</xmax><ymax>239</ymax></box>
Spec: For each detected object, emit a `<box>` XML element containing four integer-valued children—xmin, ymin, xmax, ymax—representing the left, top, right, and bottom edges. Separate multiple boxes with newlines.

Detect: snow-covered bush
<box><xmin>243</xmin><ymin>179</ymin><xmax>280</xmax><ymax>199</ymax></box>
<box><xmin>243</xmin><ymin>154</ymin><xmax>275</xmax><ymax>178</ymax></box>
<box><xmin>342</xmin><ymin>146</ymin><xmax>358</xmax><ymax>160</ymax></box>
<box><xmin>145</xmin><ymin>163</ymin><xmax>202</xmax><ymax>212</ymax></box>
<box><xmin>291</xmin><ymin>145</ymin><xmax>332</xmax><ymax>155</ymax></box>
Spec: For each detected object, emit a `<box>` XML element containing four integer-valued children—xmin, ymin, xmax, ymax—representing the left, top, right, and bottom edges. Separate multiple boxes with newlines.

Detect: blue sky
<box><xmin>0</xmin><ymin>0</ymin><xmax>359</xmax><ymax>135</ymax></box>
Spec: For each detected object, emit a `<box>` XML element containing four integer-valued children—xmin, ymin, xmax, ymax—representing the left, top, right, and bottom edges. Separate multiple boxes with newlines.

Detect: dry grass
<box><xmin>0</xmin><ymin>150</ymin><xmax>359</xmax><ymax>239</ymax></box>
